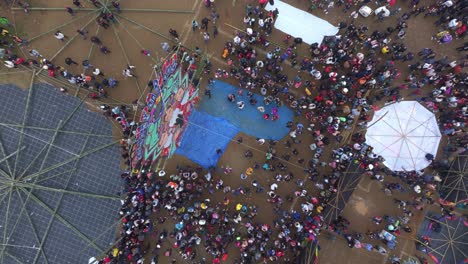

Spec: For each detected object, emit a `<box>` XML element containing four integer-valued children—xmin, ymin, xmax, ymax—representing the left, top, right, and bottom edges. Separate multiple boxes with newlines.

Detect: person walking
<box><xmin>161</xmin><ymin>42</ymin><xmax>170</xmax><ymax>53</ymax></box>
<box><xmin>192</xmin><ymin>20</ymin><xmax>199</xmax><ymax>31</ymax></box>
<box><xmin>169</xmin><ymin>29</ymin><xmax>179</xmax><ymax>40</ymax></box>
<box><xmin>73</xmin><ymin>0</ymin><xmax>83</xmax><ymax>8</ymax></box>
<box><xmin>203</xmin><ymin>32</ymin><xmax>210</xmax><ymax>43</ymax></box>
<box><xmin>213</xmin><ymin>25</ymin><xmax>218</xmax><ymax>38</ymax></box>
<box><xmin>77</xmin><ymin>28</ymin><xmax>88</xmax><ymax>39</ymax></box>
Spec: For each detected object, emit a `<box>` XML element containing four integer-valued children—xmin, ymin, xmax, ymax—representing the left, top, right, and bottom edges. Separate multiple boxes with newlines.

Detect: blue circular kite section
<box><xmin>197</xmin><ymin>80</ymin><xmax>293</xmax><ymax>140</ymax></box>
<box><xmin>175</xmin><ymin>80</ymin><xmax>293</xmax><ymax>168</ymax></box>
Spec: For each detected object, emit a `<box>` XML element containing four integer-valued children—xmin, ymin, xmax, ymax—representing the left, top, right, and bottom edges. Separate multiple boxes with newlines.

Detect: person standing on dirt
<box><xmin>100</xmin><ymin>45</ymin><xmax>110</xmax><ymax>54</ymax></box>
<box><xmin>202</xmin><ymin>32</ymin><xmax>210</xmax><ymax>43</ymax></box>
<box><xmin>77</xmin><ymin>28</ymin><xmax>88</xmax><ymax>39</ymax></box>
<box><xmin>169</xmin><ymin>29</ymin><xmax>179</xmax><ymax>40</ymax></box>
<box><xmin>54</xmin><ymin>31</ymin><xmax>67</xmax><ymax>41</ymax></box>
<box><xmin>82</xmin><ymin>59</ymin><xmax>93</xmax><ymax>69</ymax></box>
<box><xmin>73</xmin><ymin>0</ymin><xmax>83</xmax><ymax>8</ymax></box>
<box><xmin>112</xmin><ymin>1</ymin><xmax>121</xmax><ymax>13</ymax></box>
<box><xmin>192</xmin><ymin>20</ymin><xmax>199</xmax><ymax>31</ymax></box>
<box><xmin>201</xmin><ymin>17</ymin><xmax>211</xmax><ymax>30</ymax></box>
<box><xmin>161</xmin><ymin>42</ymin><xmax>170</xmax><ymax>53</ymax></box>
<box><xmin>65</xmin><ymin>6</ymin><xmax>75</xmax><ymax>16</ymax></box>
<box><xmin>90</xmin><ymin>0</ymin><xmax>100</xmax><ymax>7</ymax></box>
<box><xmin>213</xmin><ymin>25</ymin><xmax>219</xmax><ymax>38</ymax></box>
<box><xmin>97</xmin><ymin>17</ymin><xmax>109</xmax><ymax>29</ymax></box>
<box><xmin>90</xmin><ymin>36</ymin><xmax>102</xmax><ymax>45</ymax></box>
<box><xmin>65</xmin><ymin>57</ymin><xmax>78</xmax><ymax>66</ymax></box>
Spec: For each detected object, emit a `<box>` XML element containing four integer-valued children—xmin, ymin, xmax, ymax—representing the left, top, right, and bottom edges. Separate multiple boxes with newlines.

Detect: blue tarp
<box><xmin>198</xmin><ymin>80</ymin><xmax>293</xmax><ymax>140</ymax></box>
<box><xmin>175</xmin><ymin>110</ymin><xmax>239</xmax><ymax>168</ymax></box>
<box><xmin>176</xmin><ymin>80</ymin><xmax>294</xmax><ymax>168</ymax></box>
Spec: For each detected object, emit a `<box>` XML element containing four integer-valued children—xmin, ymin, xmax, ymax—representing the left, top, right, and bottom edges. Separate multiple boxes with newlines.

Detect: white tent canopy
<box><xmin>265</xmin><ymin>0</ymin><xmax>338</xmax><ymax>44</ymax></box>
<box><xmin>365</xmin><ymin>101</ymin><xmax>442</xmax><ymax>171</ymax></box>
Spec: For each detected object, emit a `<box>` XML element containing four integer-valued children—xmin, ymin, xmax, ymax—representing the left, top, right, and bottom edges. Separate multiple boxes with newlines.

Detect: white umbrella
<box><xmin>365</xmin><ymin>101</ymin><xmax>441</xmax><ymax>171</ymax></box>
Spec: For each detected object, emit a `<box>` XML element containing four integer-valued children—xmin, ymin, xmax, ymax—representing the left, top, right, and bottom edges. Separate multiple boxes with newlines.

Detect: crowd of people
<box><xmin>1</xmin><ymin>0</ymin><xmax>467</xmax><ymax>263</ymax></box>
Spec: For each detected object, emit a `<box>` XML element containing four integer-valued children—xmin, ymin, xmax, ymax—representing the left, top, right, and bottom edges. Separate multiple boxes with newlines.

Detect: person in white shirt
<box><xmin>123</xmin><ymin>65</ymin><xmax>136</xmax><ymax>78</ymax></box>
<box><xmin>3</xmin><ymin>60</ymin><xmax>15</xmax><ymax>68</ymax></box>
<box><xmin>93</xmin><ymin>68</ymin><xmax>104</xmax><ymax>76</ymax></box>
<box><xmin>54</xmin><ymin>31</ymin><xmax>66</xmax><ymax>41</ymax></box>
<box><xmin>258</xmin><ymin>18</ymin><xmax>264</xmax><ymax>28</ymax></box>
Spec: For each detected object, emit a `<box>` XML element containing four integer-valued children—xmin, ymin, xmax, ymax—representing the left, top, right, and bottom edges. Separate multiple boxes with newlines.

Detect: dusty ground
<box><xmin>1</xmin><ymin>0</ymin><xmax>465</xmax><ymax>263</ymax></box>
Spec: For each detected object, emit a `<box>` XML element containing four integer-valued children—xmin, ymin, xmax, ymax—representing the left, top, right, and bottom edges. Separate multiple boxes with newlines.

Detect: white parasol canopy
<box><xmin>365</xmin><ymin>101</ymin><xmax>442</xmax><ymax>171</ymax></box>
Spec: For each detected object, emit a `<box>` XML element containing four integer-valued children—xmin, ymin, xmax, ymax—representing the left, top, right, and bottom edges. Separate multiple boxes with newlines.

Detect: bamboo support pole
<box><xmin>35</xmin><ymin>169</ymin><xmax>77</xmax><ymax>184</ymax></box>
<box><xmin>1</xmin><ymin>121</ymin><xmax>64</xmax><ymax>254</ymax></box>
<box><xmin>0</xmin><ymin>132</ymin><xmax>13</xmax><ymax>176</ymax></box>
<box><xmin>31</xmin><ymin>133</ymin><xmax>91</xmax><ymax>264</ymax></box>
<box><xmin>115</xmin><ymin>14</ymin><xmax>173</xmax><ymax>42</ymax></box>
<box><xmin>36</xmin><ymin>13</ymin><xmax>100</xmax><ymax>76</ymax></box>
<box><xmin>21</xmin><ymin>140</ymin><xmax>118</xmax><ymax>182</ymax></box>
<box><xmin>22</xmin><ymin>189</ymin><xmax>103</xmax><ymax>252</ymax></box>
<box><xmin>13</xmin><ymin>182</ymin><xmax>121</xmax><ymax>200</ymax></box>
<box><xmin>115</xmin><ymin>8</ymin><xmax>194</xmax><ymax>13</ymax></box>
<box><xmin>0</xmin><ymin>188</ymin><xmax>14</xmax><ymax>262</ymax></box>
<box><xmin>28</xmin><ymin>10</ymin><xmax>99</xmax><ymax>42</ymax></box>
<box><xmin>12</xmin><ymin>71</ymin><xmax>35</xmax><ymax>178</ymax></box>
<box><xmin>15</xmin><ymin>189</ymin><xmax>50</xmax><ymax>264</ymax></box>
<box><xmin>12</xmin><ymin>7</ymin><xmax>97</xmax><ymax>11</ymax></box>
<box><xmin>0</xmin><ymin>146</ymin><xmax>25</xmax><ymax>165</ymax></box>
<box><xmin>0</xmin><ymin>124</ymin><xmax>113</xmax><ymax>137</ymax></box>
<box><xmin>110</xmin><ymin>21</ymin><xmax>143</xmax><ymax>96</ymax></box>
